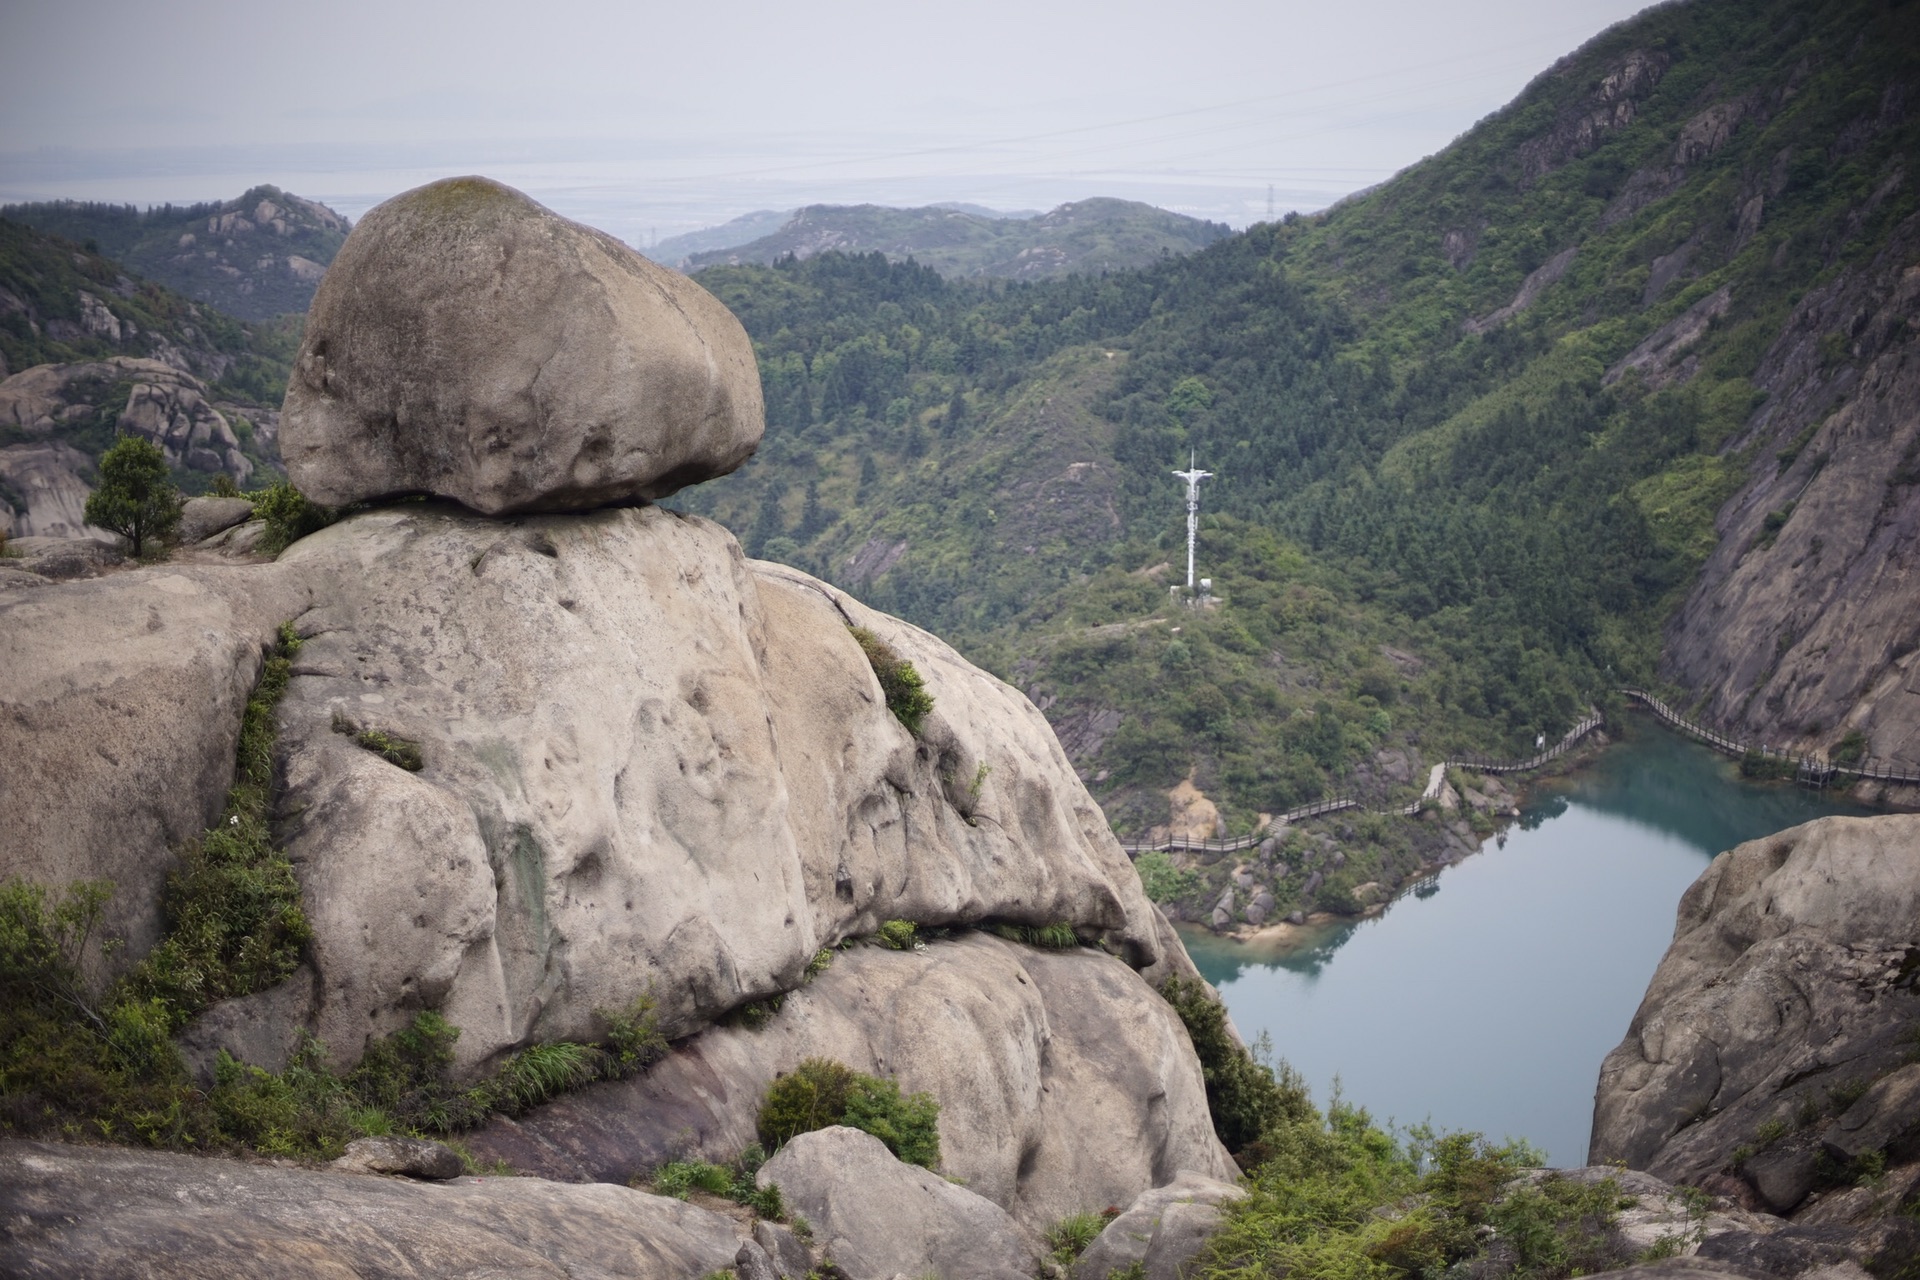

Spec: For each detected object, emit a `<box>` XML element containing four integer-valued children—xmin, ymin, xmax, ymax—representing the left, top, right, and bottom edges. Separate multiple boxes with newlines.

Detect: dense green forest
<box><xmin>673</xmin><ymin>0</ymin><xmax>1920</xmax><ymax>837</ymax></box>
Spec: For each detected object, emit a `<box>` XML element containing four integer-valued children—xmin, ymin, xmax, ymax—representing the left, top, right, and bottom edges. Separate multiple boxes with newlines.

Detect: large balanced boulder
<box><xmin>1590</xmin><ymin>815</ymin><xmax>1920</xmax><ymax>1214</ymax></box>
<box><xmin>280</xmin><ymin>176</ymin><xmax>762</xmax><ymax>514</ymax></box>
<box><xmin>464</xmin><ymin>931</ymin><xmax>1235</xmax><ymax>1231</ymax></box>
<box><xmin>0</xmin><ymin>1138</ymin><xmax>745</xmax><ymax>1278</ymax></box>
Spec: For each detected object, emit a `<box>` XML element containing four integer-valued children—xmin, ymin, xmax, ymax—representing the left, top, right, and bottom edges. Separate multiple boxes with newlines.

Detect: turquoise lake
<box><xmin>1179</xmin><ymin>714</ymin><xmax>1872</xmax><ymax>1167</ymax></box>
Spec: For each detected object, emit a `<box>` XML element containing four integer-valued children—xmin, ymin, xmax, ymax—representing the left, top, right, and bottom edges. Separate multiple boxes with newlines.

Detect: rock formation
<box><xmin>0</xmin><ymin>174</ymin><xmax>1233</xmax><ymax>1272</ymax></box>
<box><xmin>1663</xmin><ymin>212</ymin><xmax>1920</xmax><ymax>783</ymax></box>
<box><xmin>280</xmin><ymin>177</ymin><xmax>763</xmax><ymax>515</ymax></box>
<box><xmin>1592</xmin><ymin>814</ymin><xmax>1920</xmax><ymax>1230</ymax></box>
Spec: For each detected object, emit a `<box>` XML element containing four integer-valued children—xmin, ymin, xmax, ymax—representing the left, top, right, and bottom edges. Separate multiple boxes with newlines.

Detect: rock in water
<box><xmin>280</xmin><ymin>176</ymin><xmax>762</xmax><ymax>515</ymax></box>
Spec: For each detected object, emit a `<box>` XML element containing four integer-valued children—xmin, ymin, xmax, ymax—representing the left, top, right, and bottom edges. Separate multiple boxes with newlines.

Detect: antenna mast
<box><xmin>1171</xmin><ymin>451</ymin><xmax>1212</xmax><ymax>596</ymax></box>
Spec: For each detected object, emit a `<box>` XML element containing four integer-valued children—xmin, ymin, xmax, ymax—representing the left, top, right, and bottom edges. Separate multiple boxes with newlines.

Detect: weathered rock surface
<box><xmin>0</xmin><ymin>562</ymin><xmax>307</xmax><ymax>959</ymax></box>
<box><xmin>0</xmin><ymin>1139</ymin><xmax>744</xmax><ymax>1278</ymax></box>
<box><xmin>1071</xmin><ymin>1169</ymin><xmax>1244</xmax><ymax>1280</ymax></box>
<box><xmin>330</xmin><ymin>1135</ymin><xmax>465</xmax><ymax>1180</ymax></box>
<box><xmin>233</xmin><ymin>505</ymin><xmax>1162</xmax><ymax>1069</ymax></box>
<box><xmin>1663</xmin><ymin>212</ymin><xmax>1920</xmax><ymax>774</ymax></box>
<box><xmin>0</xmin><ymin>443</ymin><xmax>102</xmax><ymax>539</ymax></box>
<box><xmin>755</xmin><ymin>1127</ymin><xmax>1037</xmax><ymax>1280</ymax></box>
<box><xmin>465</xmin><ymin>932</ymin><xmax>1233</xmax><ymax>1231</ymax></box>
<box><xmin>178</xmin><ymin>495</ymin><xmax>255</xmax><ymax>544</ymax></box>
<box><xmin>280</xmin><ymin>177</ymin><xmax>762</xmax><ymax>515</ymax></box>
<box><xmin>1590</xmin><ymin>815</ymin><xmax>1920</xmax><ymax>1214</ymax></box>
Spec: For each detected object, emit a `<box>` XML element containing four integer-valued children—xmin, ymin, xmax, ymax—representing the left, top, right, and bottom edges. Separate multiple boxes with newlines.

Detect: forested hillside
<box><xmin>682</xmin><ymin>198</ymin><xmax>1232</xmax><ymax>280</ymax></box>
<box><xmin>3</xmin><ymin>186</ymin><xmax>348</xmax><ymax>321</ymax></box>
<box><xmin>674</xmin><ymin>0</ymin><xmax>1920</xmax><ymax>837</ymax></box>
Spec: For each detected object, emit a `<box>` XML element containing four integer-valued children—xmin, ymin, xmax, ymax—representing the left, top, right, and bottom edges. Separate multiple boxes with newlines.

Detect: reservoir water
<box><xmin>1179</xmin><ymin>715</ymin><xmax>1873</xmax><ymax>1166</ymax></box>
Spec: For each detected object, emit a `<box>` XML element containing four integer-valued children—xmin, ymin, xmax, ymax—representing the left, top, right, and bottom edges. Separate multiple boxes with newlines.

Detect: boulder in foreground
<box><xmin>280</xmin><ymin>176</ymin><xmax>762</xmax><ymax>514</ymax></box>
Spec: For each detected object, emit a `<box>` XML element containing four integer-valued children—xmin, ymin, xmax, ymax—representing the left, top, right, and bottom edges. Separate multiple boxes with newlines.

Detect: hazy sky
<box><xmin>1</xmin><ymin>0</ymin><xmax>1654</xmax><ymax>244</ymax></box>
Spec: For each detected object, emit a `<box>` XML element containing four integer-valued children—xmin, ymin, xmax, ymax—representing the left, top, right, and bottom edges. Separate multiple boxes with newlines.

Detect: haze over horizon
<box><xmin>3</xmin><ymin>0</ymin><xmax>1652</xmax><ymax>248</ymax></box>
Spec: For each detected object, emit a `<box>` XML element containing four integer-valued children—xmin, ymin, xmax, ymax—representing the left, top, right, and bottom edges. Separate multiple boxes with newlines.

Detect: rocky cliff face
<box><xmin>1663</xmin><ymin>212</ymin><xmax>1920</xmax><ymax>780</ymax></box>
<box><xmin>1592</xmin><ymin>814</ymin><xmax>1920</xmax><ymax>1232</ymax></box>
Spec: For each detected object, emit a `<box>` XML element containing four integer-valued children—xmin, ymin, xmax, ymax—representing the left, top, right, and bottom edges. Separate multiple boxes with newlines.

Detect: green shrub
<box><xmin>600</xmin><ymin>992</ymin><xmax>668</xmax><ymax>1078</ymax></box>
<box><xmin>877</xmin><ymin>919</ymin><xmax>918</xmax><ymax>950</ymax></box>
<box><xmin>756</xmin><ymin>1057</ymin><xmax>941</xmax><ymax>1168</ymax></box>
<box><xmin>849</xmin><ymin>626</ymin><xmax>935</xmax><ymax>735</ymax></box>
<box><xmin>1831</xmin><ymin>731</ymin><xmax>1867</xmax><ymax>768</ymax></box>
<box><xmin>253</xmin><ymin>480</ymin><xmax>336</xmax><ymax>553</ymax></box>
<box><xmin>84</xmin><ymin>435</ymin><xmax>181</xmax><ymax>557</ymax></box>
<box><xmin>758</xmin><ymin>1058</ymin><xmax>857</xmax><ymax>1149</ymax></box>
<box><xmin>1134</xmin><ymin>851</ymin><xmax>1201</xmax><ymax>903</ymax></box>
<box><xmin>1159</xmin><ymin>976</ymin><xmax>1313</xmax><ymax>1163</ymax></box>
<box><xmin>123</xmin><ymin>624</ymin><xmax>310</xmax><ymax>1019</ymax></box>
<box><xmin>842</xmin><ymin>1074</ymin><xmax>941</xmax><ymax>1168</ymax></box>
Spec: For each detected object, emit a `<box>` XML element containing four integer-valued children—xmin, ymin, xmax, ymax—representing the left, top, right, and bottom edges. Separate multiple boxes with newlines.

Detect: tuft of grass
<box><xmin>1045</xmin><ymin>1211</ymin><xmax>1108</xmax><ymax>1265</ymax></box>
<box><xmin>989</xmin><ymin>921</ymin><xmax>1080</xmax><ymax>949</ymax></box>
<box><xmin>641</xmin><ymin>1146</ymin><xmax>786</xmax><ymax>1219</ymax></box>
<box><xmin>848</xmin><ymin>626</ymin><xmax>934</xmax><ymax>736</ymax></box>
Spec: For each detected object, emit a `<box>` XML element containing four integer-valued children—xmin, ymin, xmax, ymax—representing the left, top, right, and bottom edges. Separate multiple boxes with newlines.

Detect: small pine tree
<box><xmin>84</xmin><ymin>435</ymin><xmax>181</xmax><ymax>557</ymax></box>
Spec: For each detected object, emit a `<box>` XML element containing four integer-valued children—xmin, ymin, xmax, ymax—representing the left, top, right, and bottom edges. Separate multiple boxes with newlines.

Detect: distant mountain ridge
<box><xmin>678</xmin><ymin>198</ymin><xmax>1231</xmax><ymax>280</ymax></box>
<box><xmin>3</xmin><ymin>185</ymin><xmax>349</xmax><ymax>321</ymax></box>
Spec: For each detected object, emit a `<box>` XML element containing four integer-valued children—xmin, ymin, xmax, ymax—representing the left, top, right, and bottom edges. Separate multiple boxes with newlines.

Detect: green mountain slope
<box><xmin>682</xmin><ymin>198</ymin><xmax>1232</xmax><ymax>279</ymax></box>
<box><xmin>675</xmin><ymin>0</ymin><xmax>1920</xmax><ymax>842</ymax></box>
<box><xmin>3</xmin><ymin>186</ymin><xmax>348</xmax><ymax>321</ymax></box>
<box><xmin>0</xmin><ymin>218</ymin><xmax>299</xmax><ymax>529</ymax></box>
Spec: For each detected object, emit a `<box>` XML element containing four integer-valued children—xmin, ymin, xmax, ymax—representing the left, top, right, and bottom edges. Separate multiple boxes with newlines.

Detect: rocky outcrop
<box><xmin>1591</xmin><ymin>815</ymin><xmax>1920</xmax><ymax>1218</ymax></box>
<box><xmin>1663</xmin><ymin>213</ymin><xmax>1920</xmax><ymax>774</ymax></box>
<box><xmin>177</xmin><ymin>495</ymin><xmax>255</xmax><ymax>544</ymax></box>
<box><xmin>0</xmin><ymin>562</ymin><xmax>306</xmax><ymax>959</ymax></box>
<box><xmin>0</xmin><ymin>356</ymin><xmax>255</xmax><ymax>538</ymax></box>
<box><xmin>1072</xmin><ymin>1170</ymin><xmax>1244</xmax><ymax>1280</ymax></box>
<box><xmin>280</xmin><ymin>177</ymin><xmax>762</xmax><ymax>515</ymax></box>
<box><xmin>756</xmin><ymin>1126</ymin><xmax>1037</xmax><ymax>1280</ymax></box>
<box><xmin>0</xmin><ymin>442</ymin><xmax>101</xmax><ymax>539</ymax></box>
<box><xmin>0</xmin><ymin>1139</ymin><xmax>746</xmax><ymax>1278</ymax></box>
<box><xmin>464</xmin><ymin>932</ymin><xmax>1232</xmax><ymax>1231</ymax></box>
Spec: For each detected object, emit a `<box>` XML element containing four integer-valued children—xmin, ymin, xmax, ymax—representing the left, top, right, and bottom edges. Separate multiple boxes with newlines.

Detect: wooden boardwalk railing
<box><xmin>1120</xmin><ymin>711</ymin><xmax>1606</xmax><ymax>856</ymax></box>
<box><xmin>1617</xmin><ymin>688</ymin><xmax>1920</xmax><ymax>788</ymax></box>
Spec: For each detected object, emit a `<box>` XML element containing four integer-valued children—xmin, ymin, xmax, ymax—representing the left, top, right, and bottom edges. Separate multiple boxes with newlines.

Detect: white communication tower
<box><xmin>1171</xmin><ymin>452</ymin><xmax>1212</xmax><ymax>600</ymax></box>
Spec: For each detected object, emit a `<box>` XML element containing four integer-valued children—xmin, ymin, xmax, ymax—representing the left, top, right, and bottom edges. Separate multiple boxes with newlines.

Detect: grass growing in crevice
<box><xmin>641</xmin><ymin>1145</ymin><xmax>787</xmax><ymax>1220</ymax></box>
<box><xmin>988</xmin><ymin>920</ymin><xmax>1080</xmax><ymax>949</ymax></box>
<box><xmin>1045</xmin><ymin>1210</ymin><xmax>1112</xmax><ymax>1267</ymax></box>
<box><xmin>3</xmin><ymin>612</ymin><xmax>676</xmax><ymax>1158</ymax></box>
<box><xmin>331</xmin><ymin>711</ymin><xmax>425</xmax><ymax>772</ymax></box>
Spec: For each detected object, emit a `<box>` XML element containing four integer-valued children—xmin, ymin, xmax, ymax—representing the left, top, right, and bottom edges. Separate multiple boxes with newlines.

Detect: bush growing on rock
<box><xmin>1160</xmin><ymin>976</ymin><xmax>1312</xmax><ymax>1163</ymax></box>
<box><xmin>251</xmin><ymin>480</ymin><xmax>336</xmax><ymax>553</ymax></box>
<box><xmin>849</xmin><ymin>626</ymin><xmax>934</xmax><ymax>736</ymax></box>
<box><xmin>757</xmin><ymin>1056</ymin><xmax>941</xmax><ymax>1168</ymax></box>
